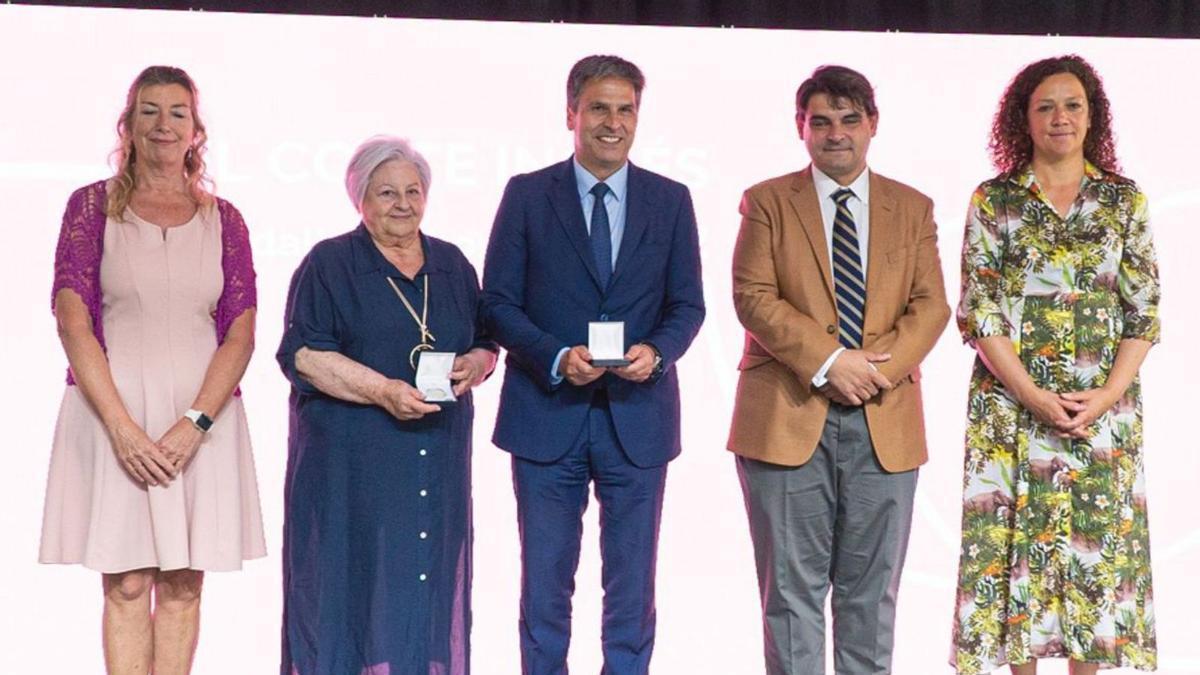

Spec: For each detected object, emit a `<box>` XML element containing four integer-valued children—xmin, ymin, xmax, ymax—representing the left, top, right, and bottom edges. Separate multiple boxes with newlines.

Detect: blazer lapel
<box><xmin>609</xmin><ymin>162</ymin><xmax>649</xmax><ymax>288</ymax></box>
<box><xmin>863</xmin><ymin>172</ymin><xmax>898</xmax><ymax>330</ymax></box>
<box><xmin>788</xmin><ymin>169</ymin><xmax>835</xmax><ymax>304</ymax></box>
<box><xmin>547</xmin><ymin>158</ymin><xmax>604</xmax><ymax>290</ymax></box>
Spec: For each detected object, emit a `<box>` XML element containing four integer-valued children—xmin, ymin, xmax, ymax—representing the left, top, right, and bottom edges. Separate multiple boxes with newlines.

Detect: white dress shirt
<box><xmin>810</xmin><ymin>165</ymin><xmax>871</xmax><ymax>388</ymax></box>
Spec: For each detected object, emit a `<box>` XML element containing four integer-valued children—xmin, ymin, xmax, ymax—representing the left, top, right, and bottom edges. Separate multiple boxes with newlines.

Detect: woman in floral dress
<box><xmin>952</xmin><ymin>55</ymin><xmax>1160</xmax><ymax>674</ymax></box>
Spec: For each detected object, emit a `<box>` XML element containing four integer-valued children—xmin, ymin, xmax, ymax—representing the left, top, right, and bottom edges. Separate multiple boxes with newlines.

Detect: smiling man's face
<box><xmin>568</xmin><ymin>75</ymin><xmax>639</xmax><ymax>180</ymax></box>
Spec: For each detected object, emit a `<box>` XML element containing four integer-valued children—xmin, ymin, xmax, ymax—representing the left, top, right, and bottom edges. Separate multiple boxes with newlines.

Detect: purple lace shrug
<box><xmin>51</xmin><ymin>180</ymin><xmax>257</xmax><ymax>387</ymax></box>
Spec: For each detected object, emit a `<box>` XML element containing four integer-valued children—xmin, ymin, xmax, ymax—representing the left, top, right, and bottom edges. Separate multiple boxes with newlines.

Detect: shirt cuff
<box><xmin>549</xmin><ymin>346</ymin><xmax>570</xmax><ymax>386</ymax></box>
<box><xmin>811</xmin><ymin>347</ymin><xmax>846</xmax><ymax>388</ymax></box>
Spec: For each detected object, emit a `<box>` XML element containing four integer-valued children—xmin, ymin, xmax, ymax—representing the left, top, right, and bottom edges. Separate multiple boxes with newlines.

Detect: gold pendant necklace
<box><xmin>386</xmin><ymin>275</ymin><xmax>436</xmax><ymax>369</ymax></box>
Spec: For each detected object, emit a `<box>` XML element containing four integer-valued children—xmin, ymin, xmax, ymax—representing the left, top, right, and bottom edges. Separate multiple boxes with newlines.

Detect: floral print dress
<box><xmin>951</xmin><ymin>163</ymin><xmax>1160</xmax><ymax>673</ymax></box>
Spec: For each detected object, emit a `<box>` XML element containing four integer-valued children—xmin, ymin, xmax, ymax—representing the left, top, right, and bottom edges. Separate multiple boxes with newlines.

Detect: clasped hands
<box><xmin>111</xmin><ymin>416</ymin><xmax>205</xmax><ymax>487</ymax></box>
<box><xmin>558</xmin><ymin>343</ymin><xmax>656</xmax><ymax>386</ymax></box>
<box><xmin>818</xmin><ymin>349</ymin><xmax>894</xmax><ymax>406</ymax></box>
<box><xmin>1019</xmin><ymin>385</ymin><xmax>1117</xmax><ymax>440</ymax></box>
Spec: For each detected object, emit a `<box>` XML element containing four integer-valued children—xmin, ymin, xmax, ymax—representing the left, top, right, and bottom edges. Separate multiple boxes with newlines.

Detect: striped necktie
<box><xmin>831</xmin><ymin>188</ymin><xmax>865</xmax><ymax>349</ymax></box>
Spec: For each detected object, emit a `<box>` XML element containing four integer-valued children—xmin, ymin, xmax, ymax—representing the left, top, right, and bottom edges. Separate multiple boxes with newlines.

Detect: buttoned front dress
<box><xmin>952</xmin><ymin>165</ymin><xmax>1159</xmax><ymax>673</ymax></box>
<box><xmin>278</xmin><ymin>225</ymin><xmax>491</xmax><ymax>675</ymax></box>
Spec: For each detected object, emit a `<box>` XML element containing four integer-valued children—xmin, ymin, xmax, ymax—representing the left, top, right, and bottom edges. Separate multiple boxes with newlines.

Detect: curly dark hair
<box><xmin>989</xmin><ymin>54</ymin><xmax>1119</xmax><ymax>176</ymax></box>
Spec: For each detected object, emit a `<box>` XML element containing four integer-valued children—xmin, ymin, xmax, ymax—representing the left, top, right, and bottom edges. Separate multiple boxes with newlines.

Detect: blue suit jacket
<box><xmin>482</xmin><ymin>158</ymin><xmax>705</xmax><ymax>468</ymax></box>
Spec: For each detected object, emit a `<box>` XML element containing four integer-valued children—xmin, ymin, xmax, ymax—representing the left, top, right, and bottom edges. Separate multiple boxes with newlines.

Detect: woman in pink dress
<box><xmin>39</xmin><ymin>65</ymin><xmax>266</xmax><ymax>674</ymax></box>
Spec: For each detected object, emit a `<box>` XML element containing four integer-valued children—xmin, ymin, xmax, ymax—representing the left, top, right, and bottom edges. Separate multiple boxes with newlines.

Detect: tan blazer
<box><xmin>728</xmin><ymin>168</ymin><xmax>950</xmax><ymax>472</ymax></box>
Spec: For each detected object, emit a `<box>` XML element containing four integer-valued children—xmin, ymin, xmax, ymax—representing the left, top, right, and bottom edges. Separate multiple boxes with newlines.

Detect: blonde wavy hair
<box><xmin>107</xmin><ymin>65</ymin><xmax>214</xmax><ymax>219</ymax></box>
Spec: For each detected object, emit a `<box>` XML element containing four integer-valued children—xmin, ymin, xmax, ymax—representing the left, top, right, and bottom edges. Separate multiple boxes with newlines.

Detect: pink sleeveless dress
<box><xmin>39</xmin><ymin>204</ymin><xmax>266</xmax><ymax>573</ymax></box>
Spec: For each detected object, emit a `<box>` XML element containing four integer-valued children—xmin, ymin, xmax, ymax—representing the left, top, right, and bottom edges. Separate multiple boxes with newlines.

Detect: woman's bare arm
<box><xmin>190</xmin><ymin>309</ymin><xmax>255</xmax><ymax>417</ymax></box>
<box><xmin>55</xmin><ymin>288</ymin><xmax>174</xmax><ymax>484</ymax></box>
<box><xmin>294</xmin><ymin>347</ymin><xmax>440</xmax><ymax>420</ymax></box>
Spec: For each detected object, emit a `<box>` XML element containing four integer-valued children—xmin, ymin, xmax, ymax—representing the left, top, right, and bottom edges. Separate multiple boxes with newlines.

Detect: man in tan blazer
<box><xmin>729</xmin><ymin>65</ymin><xmax>950</xmax><ymax>675</ymax></box>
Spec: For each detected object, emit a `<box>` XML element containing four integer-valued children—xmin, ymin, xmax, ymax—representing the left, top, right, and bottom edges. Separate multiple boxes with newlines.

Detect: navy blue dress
<box><xmin>277</xmin><ymin>224</ymin><xmax>493</xmax><ymax>675</ymax></box>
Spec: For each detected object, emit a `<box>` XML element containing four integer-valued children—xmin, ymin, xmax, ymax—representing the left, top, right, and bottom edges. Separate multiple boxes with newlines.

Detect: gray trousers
<box><xmin>737</xmin><ymin>404</ymin><xmax>918</xmax><ymax>675</ymax></box>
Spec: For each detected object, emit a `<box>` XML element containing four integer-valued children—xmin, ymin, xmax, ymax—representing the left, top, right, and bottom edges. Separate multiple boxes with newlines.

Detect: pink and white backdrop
<box><xmin>1</xmin><ymin>5</ymin><xmax>1196</xmax><ymax>673</ymax></box>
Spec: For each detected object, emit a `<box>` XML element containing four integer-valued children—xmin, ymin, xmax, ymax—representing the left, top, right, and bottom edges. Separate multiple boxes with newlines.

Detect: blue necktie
<box><xmin>589</xmin><ymin>182</ymin><xmax>612</xmax><ymax>288</ymax></box>
<box><xmin>831</xmin><ymin>188</ymin><xmax>866</xmax><ymax>348</ymax></box>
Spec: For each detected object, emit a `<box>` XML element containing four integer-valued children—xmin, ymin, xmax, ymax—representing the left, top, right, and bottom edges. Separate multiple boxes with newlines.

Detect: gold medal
<box><xmin>387</xmin><ymin>275</ymin><xmax>437</xmax><ymax>369</ymax></box>
<box><xmin>409</xmin><ymin>342</ymin><xmax>435</xmax><ymax>370</ymax></box>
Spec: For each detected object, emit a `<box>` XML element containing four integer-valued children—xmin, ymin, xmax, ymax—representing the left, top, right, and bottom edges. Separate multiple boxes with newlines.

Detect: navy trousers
<box><xmin>512</xmin><ymin>396</ymin><xmax>668</xmax><ymax>675</ymax></box>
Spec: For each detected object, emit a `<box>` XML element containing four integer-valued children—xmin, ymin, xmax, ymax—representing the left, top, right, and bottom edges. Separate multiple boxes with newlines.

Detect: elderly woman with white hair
<box><xmin>277</xmin><ymin>136</ymin><xmax>497</xmax><ymax>675</ymax></box>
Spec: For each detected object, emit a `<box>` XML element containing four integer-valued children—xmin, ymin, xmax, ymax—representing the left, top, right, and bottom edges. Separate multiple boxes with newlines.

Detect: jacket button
<box><xmin>826</xmin><ymin>325</ymin><xmax>836</xmax><ymax>334</ymax></box>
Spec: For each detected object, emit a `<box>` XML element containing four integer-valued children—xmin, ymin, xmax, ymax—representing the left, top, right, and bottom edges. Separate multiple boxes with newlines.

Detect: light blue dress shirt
<box><xmin>573</xmin><ymin>158</ymin><xmax>629</xmax><ymax>268</ymax></box>
<box><xmin>550</xmin><ymin>159</ymin><xmax>630</xmax><ymax>383</ymax></box>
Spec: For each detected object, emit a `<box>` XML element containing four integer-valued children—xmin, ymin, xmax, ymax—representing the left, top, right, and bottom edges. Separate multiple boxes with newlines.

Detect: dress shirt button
<box><xmin>419</xmin><ymin>448</ymin><xmax>428</xmax><ymax>456</ymax></box>
<box><xmin>826</xmin><ymin>325</ymin><xmax>836</xmax><ymax>334</ymax></box>
<box><xmin>600</xmin><ymin>313</ymin><xmax>609</xmax><ymax>321</ymax></box>
<box><xmin>419</xmin><ymin>489</ymin><xmax>428</xmax><ymax>497</ymax></box>
<box><xmin>419</xmin><ymin>573</ymin><xmax>427</xmax><ymax>582</ymax></box>
<box><xmin>419</xmin><ymin>531</ymin><xmax>428</xmax><ymax>539</ymax></box>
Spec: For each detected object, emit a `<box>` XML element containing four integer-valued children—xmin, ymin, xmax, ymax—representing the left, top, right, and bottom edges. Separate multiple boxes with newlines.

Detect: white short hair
<box><xmin>344</xmin><ymin>135</ymin><xmax>432</xmax><ymax>210</ymax></box>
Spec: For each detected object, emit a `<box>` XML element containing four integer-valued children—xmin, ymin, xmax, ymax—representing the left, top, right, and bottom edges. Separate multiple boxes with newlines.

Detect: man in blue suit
<box><xmin>481</xmin><ymin>54</ymin><xmax>705</xmax><ymax>674</ymax></box>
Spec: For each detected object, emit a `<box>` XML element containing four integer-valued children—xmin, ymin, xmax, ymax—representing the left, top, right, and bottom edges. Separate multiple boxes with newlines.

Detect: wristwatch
<box><xmin>645</xmin><ymin>343</ymin><xmax>664</xmax><ymax>378</ymax></box>
<box><xmin>184</xmin><ymin>408</ymin><xmax>214</xmax><ymax>433</ymax></box>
